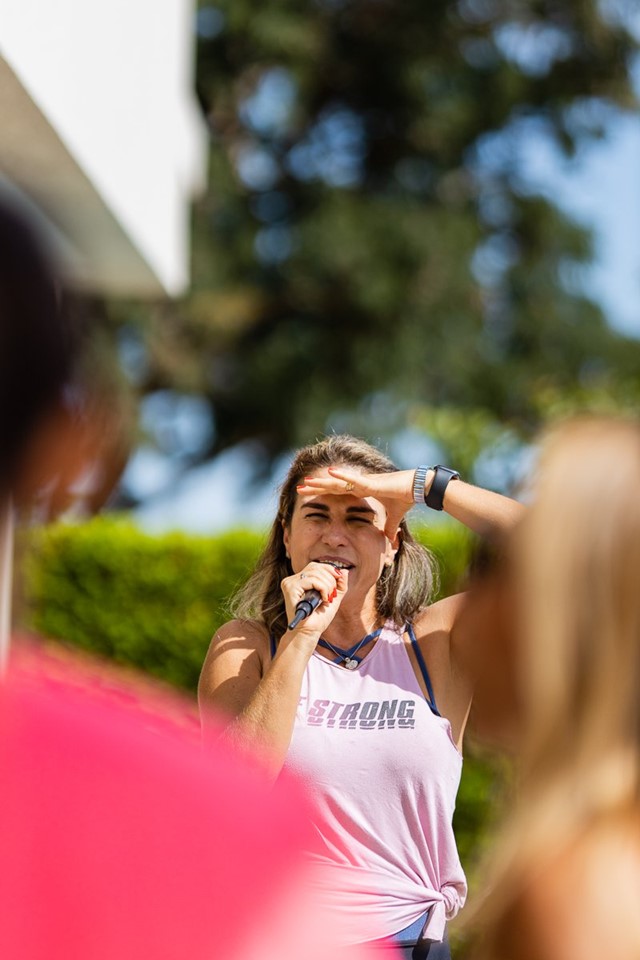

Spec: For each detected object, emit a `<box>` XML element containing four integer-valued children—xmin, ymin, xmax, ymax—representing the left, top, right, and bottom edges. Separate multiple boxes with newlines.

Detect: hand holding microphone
<box><xmin>285</xmin><ymin>562</ymin><xmax>347</xmax><ymax>631</ymax></box>
<box><xmin>288</xmin><ymin>589</ymin><xmax>323</xmax><ymax>630</ymax></box>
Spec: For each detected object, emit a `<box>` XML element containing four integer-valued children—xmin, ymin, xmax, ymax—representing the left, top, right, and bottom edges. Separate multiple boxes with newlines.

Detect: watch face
<box><xmin>425</xmin><ymin>465</ymin><xmax>459</xmax><ymax>510</ymax></box>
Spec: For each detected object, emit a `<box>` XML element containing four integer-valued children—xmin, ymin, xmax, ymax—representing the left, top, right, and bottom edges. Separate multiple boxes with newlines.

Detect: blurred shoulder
<box><xmin>520</xmin><ymin>811</ymin><xmax>640</xmax><ymax>960</ymax></box>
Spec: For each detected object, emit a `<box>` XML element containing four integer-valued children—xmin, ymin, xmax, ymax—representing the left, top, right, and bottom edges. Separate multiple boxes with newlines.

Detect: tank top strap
<box><xmin>405</xmin><ymin>623</ymin><xmax>441</xmax><ymax>717</ymax></box>
<box><xmin>271</xmin><ymin>624</ymin><xmax>441</xmax><ymax>716</ymax></box>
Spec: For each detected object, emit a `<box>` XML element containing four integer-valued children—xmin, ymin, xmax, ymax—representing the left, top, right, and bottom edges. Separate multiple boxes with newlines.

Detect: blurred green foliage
<box><xmin>105</xmin><ymin>0</ymin><xmax>639</xmax><ymax>492</ymax></box>
<box><xmin>24</xmin><ymin>519</ymin><xmax>264</xmax><ymax>690</ymax></box>
<box><xmin>454</xmin><ymin>743</ymin><xmax>511</xmax><ymax>877</ymax></box>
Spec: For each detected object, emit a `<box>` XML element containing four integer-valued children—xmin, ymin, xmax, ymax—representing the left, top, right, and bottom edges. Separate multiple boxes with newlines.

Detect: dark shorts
<box><xmin>368</xmin><ymin>938</ymin><xmax>450</xmax><ymax>960</ymax></box>
<box><xmin>368</xmin><ymin>912</ymin><xmax>451</xmax><ymax>960</ymax></box>
<box><xmin>392</xmin><ymin>938</ymin><xmax>451</xmax><ymax>960</ymax></box>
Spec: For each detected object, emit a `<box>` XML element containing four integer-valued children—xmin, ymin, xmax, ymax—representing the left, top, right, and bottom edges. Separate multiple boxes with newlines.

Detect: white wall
<box><xmin>0</xmin><ymin>0</ymin><xmax>207</xmax><ymax>295</ymax></box>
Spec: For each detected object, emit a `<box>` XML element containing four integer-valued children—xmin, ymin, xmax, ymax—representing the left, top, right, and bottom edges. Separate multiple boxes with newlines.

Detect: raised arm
<box><xmin>297</xmin><ymin>465</ymin><xmax>524</xmax><ymax>541</ymax></box>
<box><xmin>436</xmin><ymin>472</ymin><xmax>524</xmax><ymax>538</ymax></box>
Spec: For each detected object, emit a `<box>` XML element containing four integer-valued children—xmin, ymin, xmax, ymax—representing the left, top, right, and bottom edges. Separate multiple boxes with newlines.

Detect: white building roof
<box><xmin>0</xmin><ymin>0</ymin><xmax>207</xmax><ymax>296</ymax></box>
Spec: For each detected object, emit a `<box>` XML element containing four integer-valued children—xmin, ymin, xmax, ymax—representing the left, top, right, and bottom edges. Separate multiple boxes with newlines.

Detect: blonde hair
<box><xmin>231</xmin><ymin>434</ymin><xmax>437</xmax><ymax>641</ymax></box>
<box><xmin>468</xmin><ymin>416</ymin><xmax>640</xmax><ymax>957</ymax></box>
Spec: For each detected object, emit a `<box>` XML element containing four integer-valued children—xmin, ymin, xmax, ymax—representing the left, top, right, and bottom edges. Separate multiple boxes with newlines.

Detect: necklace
<box><xmin>318</xmin><ymin>628</ymin><xmax>382</xmax><ymax>669</ymax></box>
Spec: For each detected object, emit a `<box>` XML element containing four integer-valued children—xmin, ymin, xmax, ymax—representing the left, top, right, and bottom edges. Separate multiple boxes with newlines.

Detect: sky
<box><xmin>521</xmin><ymin>110</ymin><xmax>640</xmax><ymax>338</ymax></box>
<box><xmin>127</xmin><ymin>107</ymin><xmax>640</xmax><ymax>535</ymax></box>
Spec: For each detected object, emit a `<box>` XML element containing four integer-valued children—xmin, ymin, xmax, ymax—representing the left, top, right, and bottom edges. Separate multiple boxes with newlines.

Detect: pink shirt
<box><xmin>284</xmin><ymin>620</ymin><xmax>467</xmax><ymax>944</ymax></box>
<box><xmin>1</xmin><ymin>644</ymin><xmax>379</xmax><ymax>960</ymax></box>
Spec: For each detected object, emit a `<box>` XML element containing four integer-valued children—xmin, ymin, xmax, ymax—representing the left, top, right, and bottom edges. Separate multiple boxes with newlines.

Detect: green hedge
<box><xmin>23</xmin><ymin>519</ymin><xmax>265</xmax><ymax>691</ymax></box>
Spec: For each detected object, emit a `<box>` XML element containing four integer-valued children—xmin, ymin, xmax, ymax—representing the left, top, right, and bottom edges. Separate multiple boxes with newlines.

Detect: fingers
<box><xmin>283</xmin><ymin>561</ymin><xmax>341</xmax><ymax>606</ymax></box>
<box><xmin>382</xmin><ymin>504</ymin><xmax>406</xmax><ymax>543</ymax></box>
<box><xmin>296</xmin><ymin>468</ymin><xmax>366</xmax><ymax>497</ymax></box>
<box><xmin>297</xmin><ymin>468</ymin><xmax>410</xmax><ymax>546</ymax></box>
<box><xmin>299</xmin><ymin>468</ymin><xmax>416</xmax><ymax>506</ymax></box>
<box><xmin>334</xmin><ymin>567</ymin><xmax>349</xmax><ymax>596</ymax></box>
<box><xmin>326</xmin><ymin>467</ymin><xmax>363</xmax><ymax>488</ymax></box>
<box><xmin>281</xmin><ymin>563</ymin><xmax>349</xmax><ymax>635</ymax></box>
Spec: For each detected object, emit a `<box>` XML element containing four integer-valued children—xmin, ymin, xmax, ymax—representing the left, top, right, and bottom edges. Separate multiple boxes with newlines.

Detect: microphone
<box><xmin>287</xmin><ymin>589</ymin><xmax>322</xmax><ymax>630</ymax></box>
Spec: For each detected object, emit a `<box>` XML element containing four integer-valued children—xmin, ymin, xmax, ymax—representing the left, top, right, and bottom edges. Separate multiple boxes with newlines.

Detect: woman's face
<box><xmin>282</xmin><ymin>466</ymin><xmax>397</xmax><ymax>606</ymax></box>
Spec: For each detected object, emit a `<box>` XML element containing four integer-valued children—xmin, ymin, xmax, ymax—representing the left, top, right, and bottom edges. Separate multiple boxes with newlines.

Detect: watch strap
<box><xmin>412</xmin><ymin>466</ymin><xmax>431</xmax><ymax>504</ymax></box>
<box><xmin>424</xmin><ymin>465</ymin><xmax>460</xmax><ymax>511</ymax></box>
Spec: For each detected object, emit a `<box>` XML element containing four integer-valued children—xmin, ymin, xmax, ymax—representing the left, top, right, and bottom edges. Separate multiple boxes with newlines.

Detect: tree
<box><xmin>110</xmin><ymin>0</ymin><xmax>640</xmax><ymax>494</ymax></box>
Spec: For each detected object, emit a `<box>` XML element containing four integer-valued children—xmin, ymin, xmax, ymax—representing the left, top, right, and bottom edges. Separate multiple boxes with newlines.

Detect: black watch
<box><xmin>425</xmin><ymin>465</ymin><xmax>460</xmax><ymax>511</ymax></box>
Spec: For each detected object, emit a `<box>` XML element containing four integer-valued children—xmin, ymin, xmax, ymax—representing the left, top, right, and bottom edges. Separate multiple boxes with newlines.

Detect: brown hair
<box><xmin>231</xmin><ymin>434</ymin><xmax>437</xmax><ymax>640</ymax></box>
<box><xmin>466</xmin><ymin>416</ymin><xmax>640</xmax><ymax>957</ymax></box>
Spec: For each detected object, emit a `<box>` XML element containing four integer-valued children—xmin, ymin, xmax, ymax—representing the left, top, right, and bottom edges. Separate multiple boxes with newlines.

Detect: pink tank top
<box><xmin>283</xmin><ymin>620</ymin><xmax>467</xmax><ymax>944</ymax></box>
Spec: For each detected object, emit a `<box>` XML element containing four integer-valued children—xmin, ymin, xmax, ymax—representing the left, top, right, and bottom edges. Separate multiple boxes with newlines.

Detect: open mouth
<box><xmin>318</xmin><ymin>559</ymin><xmax>354</xmax><ymax>571</ymax></box>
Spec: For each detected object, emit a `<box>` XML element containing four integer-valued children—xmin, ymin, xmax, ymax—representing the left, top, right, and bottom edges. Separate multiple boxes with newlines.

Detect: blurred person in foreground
<box><xmin>0</xmin><ymin>194</ymin><xmax>372</xmax><ymax>960</ymax></box>
<box><xmin>199</xmin><ymin>435</ymin><xmax>523</xmax><ymax>958</ymax></box>
<box><xmin>458</xmin><ymin>417</ymin><xmax>640</xmax><ymax>960</ymax></box>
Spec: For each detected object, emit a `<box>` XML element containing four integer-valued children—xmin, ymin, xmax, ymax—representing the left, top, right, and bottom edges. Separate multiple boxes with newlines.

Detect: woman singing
<box><xmin>199</xmin><ymin>435</ymin><xmax>522</xmax><ymax>958</ymax></box>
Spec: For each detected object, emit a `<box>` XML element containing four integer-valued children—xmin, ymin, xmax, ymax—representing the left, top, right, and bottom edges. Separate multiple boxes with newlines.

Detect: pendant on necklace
<box><xmin>343</xmin><ymin>658</ymin><xmax>358</xmax><ymax>670</ymax></box>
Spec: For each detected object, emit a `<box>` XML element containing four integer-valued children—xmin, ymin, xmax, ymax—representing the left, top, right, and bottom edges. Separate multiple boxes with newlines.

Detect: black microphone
<box><xmin>287</xmin><ymin>589</ymin><xmax>322</xmax><ymax>630</ymax></box>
